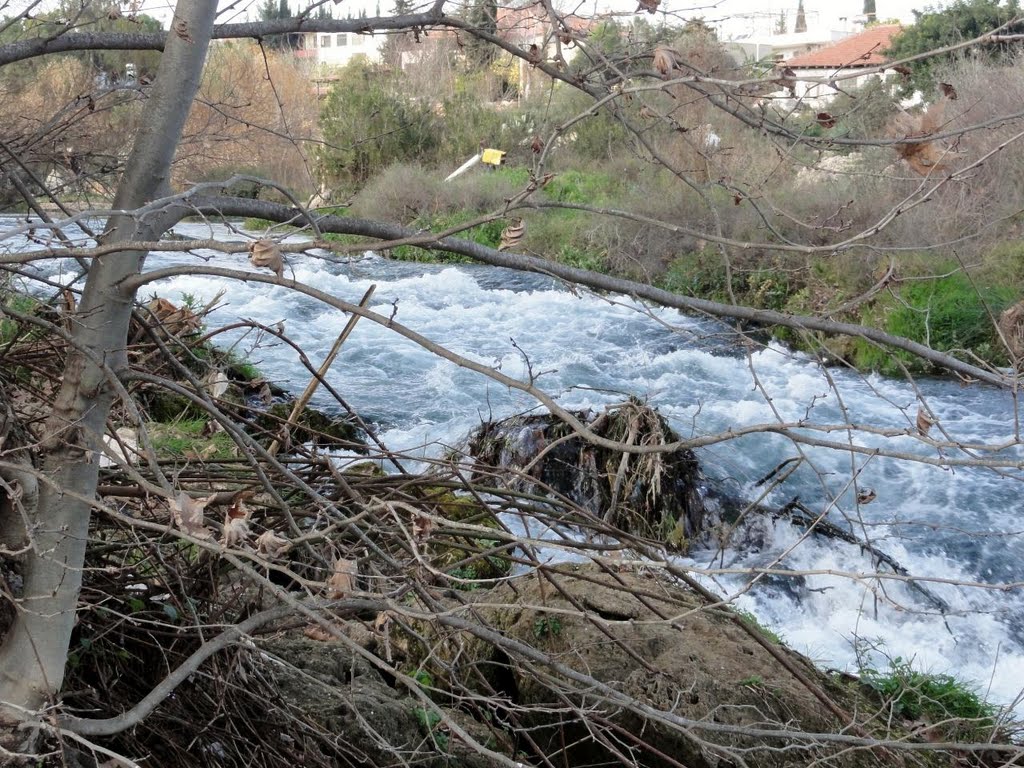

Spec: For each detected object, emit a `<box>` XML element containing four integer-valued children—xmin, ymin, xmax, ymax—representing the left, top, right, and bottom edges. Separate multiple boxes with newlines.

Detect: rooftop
<box><xmin>786</xmin><ymin>24</ymin><xmax>901</xmax><ymax>69</ymax></box>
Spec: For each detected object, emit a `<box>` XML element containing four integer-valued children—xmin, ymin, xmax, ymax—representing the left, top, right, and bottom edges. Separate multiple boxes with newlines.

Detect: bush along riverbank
<box><xmin>265</xmin><ymin>162</ymin><xmax>1024</xmax><ymax>378</ymax></box>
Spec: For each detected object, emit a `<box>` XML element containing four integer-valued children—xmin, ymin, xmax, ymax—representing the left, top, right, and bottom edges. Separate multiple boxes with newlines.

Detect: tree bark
<box><xmin>0</xmin><ymin>0</ymin><xmax>217</xmax><ymax>742</ymax></box>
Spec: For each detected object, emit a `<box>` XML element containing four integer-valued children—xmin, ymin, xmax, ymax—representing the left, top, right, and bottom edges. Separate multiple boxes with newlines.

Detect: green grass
<box><xmin>1</xmin><ymin>293</ymin><xmax>41</xmax><ymax>345</ymax></box>
<box><xmin>148</xmin><ymin>419</ymin><xmax>237</xmax><ymax>461</ymax></box>
<box><xmin>860</xmin><ymin>657</ymin><xmax>999</xmax><ymax>739</ymax></box>
<box><xmin>733</xmin><ymin>609</ymin><xmax>783</xmax><ymax>645</ymax></box>
<box><xmin>542</xmin><ymin>169</ymin><xmax>622</xmax><ymax>205</ymax></box>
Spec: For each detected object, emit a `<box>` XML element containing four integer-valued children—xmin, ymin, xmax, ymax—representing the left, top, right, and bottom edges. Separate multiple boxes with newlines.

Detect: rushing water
<box><xmin>8</xmin><ymin>218</ymin><xmax>1024</xmax><ymax>710</ymax></box>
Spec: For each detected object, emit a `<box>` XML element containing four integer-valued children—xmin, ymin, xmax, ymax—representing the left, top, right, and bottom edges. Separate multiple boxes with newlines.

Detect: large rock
<box><xmin>407</xmin><ymin>565</ymin><xmax>947</xmax><ymax>768</ymax></box>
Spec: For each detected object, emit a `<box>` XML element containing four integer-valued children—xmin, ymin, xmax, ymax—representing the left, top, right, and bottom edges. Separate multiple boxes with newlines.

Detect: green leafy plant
<box><xmin>532</xmin><ymin>615</ymin><xmax>563</xmax><ymax>640</ymax></box>
<box><xmin>733</xmin><ymin>609</ymin><xmax>783</xmax><ymax>645</ymax></box>
<box><xmin>860</xmin><ymin>656</ymin><xmax>998</xmax><ymax>738</ymax></box>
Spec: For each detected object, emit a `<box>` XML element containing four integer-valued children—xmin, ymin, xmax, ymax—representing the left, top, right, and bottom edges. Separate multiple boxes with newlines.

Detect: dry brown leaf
<box><xmin>998</xmin><ymin>300</ymin><xmax>1024</xmax><ymax>360</ymax></box>
<box><xmin>815</xmin><ymin>112</ymin><xmax>836</xmax><ymax>129</ymax></box>
<box><xmin>256</xmin><ymin>530</ymin><xmax>290</xmax><ymax>558</ymax></box>
<box><xmin>221</xmin><ymin>498</ymin><xmax>250</xmax><ymax>547</ymax></box>
<box><xmin>206</xmin><ymin>368</ymin><xmax>230</xmax><ymax>400</ymax></box>
<box><xmin>169</xmin><ymin>492</ymin><xmax>214</xmax><ymax>539</ymax></box>
<box><xmin>412</xmin><ymin>513</ymin><xmax>433</xmax><ymax>543</ymax></box>
<box><xmin>248</xmin><ymin>239</ymin><xmax>284</xmax><ymax>278</ymax></box>
<box><xmin>652</xmin><ymin>46</ymin><xmax>677</xmax><ymax>77</ymax></box>
<box><xmin>327</xmin><ymin>557</ymin><xmax>358</xmax><ymax>598</ymax></box>
<box><xmin>775</xmin><ymin>66</ymin><xmax>797</xmax><ymax>96</ymax></box>
<box><xmin>499</xmin><ymin>219</ymin><xmax>525</xmax><ymax>251</ymax></box>
<box><xmin>146</xmin><ymin>297</ymin><xmax>201</xmax><ymax>337</ymax></box>
<box><xmin>892</xmin><ymin>98</ymin><xmax>954</xmax><ymax>176</ymax></box>
<box><xmin>373</xmin><ymin>611</ymin><xmax>392</xmax><ymax>633</ymax></box>
<box><xmin>248</xmin><ymin>378</ymin><xmax>273</xmax><ymax>406</ymax></box>
<box><xmin>916</xmin><ymin>407</ymin><xmax>937</xmax><ymax>437</ymax></box>
<box><xmin>856</xmin><ymin>488</ymin><xmax>877</xmax><ymax>505</ymax></box>
<box><xmin>303</xmin><ymin>624</ymin><xmax>338</xmax><ymax>642</ymax></box>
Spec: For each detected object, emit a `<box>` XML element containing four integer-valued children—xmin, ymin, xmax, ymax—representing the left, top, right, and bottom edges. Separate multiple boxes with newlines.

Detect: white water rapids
<box><xmin>11</xmin><ymin>218</ymin><xmax>1024</xmax><ymax>711</ymax></box>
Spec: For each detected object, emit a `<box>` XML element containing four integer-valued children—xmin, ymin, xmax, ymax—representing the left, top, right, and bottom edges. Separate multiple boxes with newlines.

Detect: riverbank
<box><xmin>280</xmin><ymin>163</ymin><xmax>1023</xmax><ymax>377</ymax></box>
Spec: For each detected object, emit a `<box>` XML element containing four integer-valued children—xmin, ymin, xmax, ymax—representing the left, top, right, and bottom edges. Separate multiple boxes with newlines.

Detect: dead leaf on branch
<box><xmin>326</xmin><ymin>557</ymin><xmax>358</xmax><ymax>598</ymax></box>
<box><xmin>815</xmin><ymin>112</ymin><xmax>836</xmax><ymax>129</ymax></box>
<box><xmin>248</xmin><ymin>239</ymin><xmax>284</xmax><ymax>278</ymax></box>
<box><xmin>499</xmin><ymin>219</ymin><xmax>525</xmax><ymax>251</ymax></box>
<box><xmin>774</xmin><ymin>66</ymin><xmax>797</xmax><ymax>96</ymax></box>
<box><xmin>891</xmin><ymin>96</ymin><xmax>956</xmax><ymax>175</ymax></box>
<box><xmin>221</xmin><ymin>495</ymin><xmax>251</xmax><ymax>547</ymax></box>
<box><xmin>916</xmin><ymin>407</ymin><xmax>937</xmax><ymax>437</ymax></box>
<box><xmin>145</xmin><ymin>297</ymin><xmax>201</xmax><ymax>337</ymax></box>
<box><xmin>652</xmin><ymin>46</ymin><xmax>677</xmax><ymax>78</ymax></box>
<box><xmin>169</xmin><ymin>492</ymin><xmax>215</xmax><ymax>539</ymax></box>
<box><xmin>256</xmin><ymin>530</ymin><xmax>290</xmax><ymax>558</ymax></box>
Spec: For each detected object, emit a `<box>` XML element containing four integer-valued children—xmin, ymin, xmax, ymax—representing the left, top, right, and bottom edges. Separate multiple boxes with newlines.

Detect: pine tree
<box><xmin>863</xmin><ymin>0</ymin><xmax>876</xmax><ymax>21</ymax></box>
<box><xmin>794</xmin><ymin>0</ymin><xmax>807</xmax><ymax>32</ymax></box>
<box><xmin>464</xmin><ymin>0</ymin><xmax>499</xmax><ymax>68</ymax></box>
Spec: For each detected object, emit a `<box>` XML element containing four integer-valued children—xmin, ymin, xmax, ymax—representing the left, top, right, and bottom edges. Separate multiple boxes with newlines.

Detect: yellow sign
<box><xmin>481</xmin><ymin>148</ymin><xmax>506</xmax><ymax>166</ymax></box>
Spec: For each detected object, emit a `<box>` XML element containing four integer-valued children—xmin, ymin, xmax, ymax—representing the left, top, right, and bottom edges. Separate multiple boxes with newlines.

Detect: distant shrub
<box><xmin>886</xmin><ymin>272</ymin><xmax>1012</xmax><ymax>359</ymax></box>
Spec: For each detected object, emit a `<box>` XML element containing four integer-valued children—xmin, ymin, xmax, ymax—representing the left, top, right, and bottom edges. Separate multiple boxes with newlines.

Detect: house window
<box><xmin>320</xmin><ymin>35</ymin><xmax>331</xmax><ymax>47</ymax></box>
<box><xmin>337</xmin><ymin>33</ymin><xmax>347</xmax><ymax>45</ymax></box>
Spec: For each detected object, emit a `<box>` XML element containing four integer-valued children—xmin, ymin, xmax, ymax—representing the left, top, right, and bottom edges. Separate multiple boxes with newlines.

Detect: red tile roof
<box><xmin>786</xmin><ymin>24</ymin><xmax>901</xmax><ymax>69</ymax></box>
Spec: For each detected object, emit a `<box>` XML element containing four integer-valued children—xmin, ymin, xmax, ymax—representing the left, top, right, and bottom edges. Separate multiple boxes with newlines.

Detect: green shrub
<box><xmin>318</xmin><ymin>60</ymin><xmax>438</xmax><ymax>186</ymax></box>
<box><xmin>543</xmin><ymin>169</ymin><xmax>621</xmax><ymax>205</ymax></box>
<box><xmin>885</xmin><ymin>272</ymin><xmax>1012</xmax><ymax>364</ymax></box>
<box><xmin>860</xmin><ymin>657</ymin><xmax>998</xmax><ymax>739</ymax></box>
<box><xmin>658</xmin><ymin>249</ymin><xmax>735</xmax><ymax>300</ymax></box>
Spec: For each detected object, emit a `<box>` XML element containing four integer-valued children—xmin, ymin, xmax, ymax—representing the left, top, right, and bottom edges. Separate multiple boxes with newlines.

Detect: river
<box><xmin>10</xmin><ymin>217</ymin><xmax>1024</xmax><ymax>711</ymax></box>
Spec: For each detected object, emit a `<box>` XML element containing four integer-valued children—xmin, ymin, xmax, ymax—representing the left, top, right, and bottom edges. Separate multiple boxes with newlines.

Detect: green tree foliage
<box><xmin>257</xmin><ymin>0</ymin><xmax>301</xmax><ymax>49</ymax></box>
<box><xmin>864</xmin><ymin>0</ymin><xmax>877</xmax><ymax>20</ymax></box>
<box><xmin>0</xmin><ymin>7</ymin><xmax>162</xmax><ymax>84</ymax></box>
<box><xmin>574</xmin><ymin>18</ymin><xmax>679</xmax><ymax>80</ymax></box>
<box><xmin>794</xmin><ymin>0</ymin><xmax>807</xmax><ymax>33</ymax></box>
<box><xmin>463</xmin><ymin>0</ymin><xmax>498</xmax><ymax>67</ymax></box>
<box><xmin>885</xmin><ymin>0</ymin><xmax>1024</xmax><ymax>95</ymax></box>
<box><xmin>318</xmin><ymin>59</ymin><xmax>438</xmax><ymax>184</ymax></box>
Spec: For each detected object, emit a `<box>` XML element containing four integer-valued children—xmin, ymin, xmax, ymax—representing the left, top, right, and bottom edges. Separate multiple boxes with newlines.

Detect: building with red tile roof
<box><xmin>775</xmin><ymin>24</ymin><xmax>902</xmax><ymax>107</ymax></box>
<box><xmin>786</xmin><ymin>23</ymin><xmax>901</xmax><ymax>69</ymax></box>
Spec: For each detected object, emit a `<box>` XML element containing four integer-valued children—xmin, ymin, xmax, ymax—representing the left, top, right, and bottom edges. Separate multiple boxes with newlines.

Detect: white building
<box><xmin>726</xmin><ymin>28</ymin><xmax>852</xmax><ymax>66</ymax></box>
<box><xmin>296</xmin><ymin>30</ymin><xmax>386</xmax><ymax>68</ymax></box>
<box><xmin>781</xmin><ymin>24</ymin><xmax>902</xmax><ymax>108</ymax></box>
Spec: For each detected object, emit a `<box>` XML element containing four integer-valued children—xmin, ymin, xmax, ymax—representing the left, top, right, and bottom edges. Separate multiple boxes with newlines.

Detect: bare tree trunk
<box><xmin>0</xmin><ymin>0</ymin><xmax>217</xmax><ymax>743</ymax></box>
